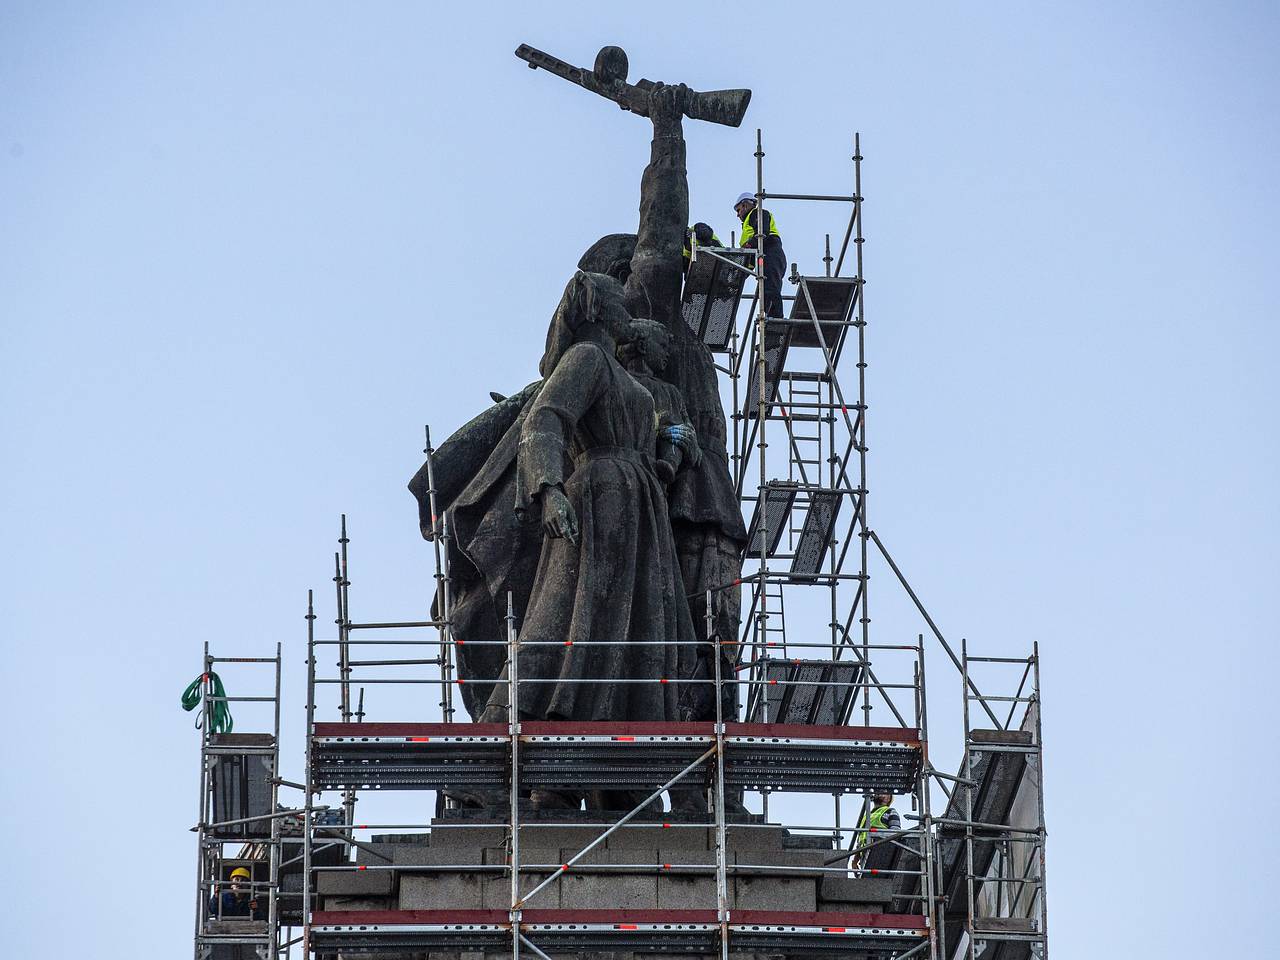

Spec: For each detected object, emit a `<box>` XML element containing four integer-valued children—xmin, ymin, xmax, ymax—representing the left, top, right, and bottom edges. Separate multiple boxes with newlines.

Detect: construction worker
<box><xmin>208</xmin><ymin>865</ymin><xmax>264</xmax><ymax>920</ymax></box>
<box><xmin>734</xmin><ymin>192</ymin><xmax>787</xmax><ymax>318</ymax></box>
<box><xmin>682</xmin><ymin>221</ymin><xmax>721</xmax><ymax>271</ymax></box>
<box><xmin>851</xmin><ymin>790</ymin><xmax>902</xmax><ymax>871</ymax></box>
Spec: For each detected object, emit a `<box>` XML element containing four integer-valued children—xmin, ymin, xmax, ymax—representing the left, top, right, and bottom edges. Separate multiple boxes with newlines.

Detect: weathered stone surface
<box><xmin>490</xmin><ymin>846</ymin><xmax>559</xmax><ymax>868</ymax></box>
<box><xmin>560</xmin><ymin>872</ymin><xmax>658</xmax><ymax>910</ymax></box>
<box><xmin>372</xmin><ymin>832</ymin><xmax>432</xmax><ymax>845</ymax></box>
<box><xmin>724</xmin><ymin>825</ymin><xmax>785</xmax><ymax>852</ymax></box>
<box><xmin>482</xmin><ymin>871</ymin><xmax>544</xmax><ymax>909</ymax></box>
<box><xmin>519</xmin><ymin>824</ymin><xmax>607</xmax><ymax>850</ymax></box>
<box><xmin>657</xmin><ymin>873</ymin><xmax>716</xmax><ymax>909</ymax></box>
<box><xmin>564</xmin><ymin>848</ymin><xmax>659</xmax><ymax>866</ymax></box>
<box><xmin>319</xmin><ymin>894</ymin><xmax>393</xmax><ymax>911</ymax></box>
<box><xmin>782</xmin><ymin>830</ymin><xmax>836</xmax><ymax>851</ymax></box>
<box><xmin>655</xmin><ymin>848</ymin><xmax>714</xmax><ymax>866</ymax></box>
<box><xmin>204</xmin><ymin>920</ymin><xmax>268</xmax><ymax>935</ymax></box>
<box><xmin>400</xmin><ymin>873</ymin><xmax>484</xmax><ymax>910</ymax></box>
<box><xmin>819</xmin><ymin>875</ymin><xmax>895</xmax><ymax>905</ymax></box>
<box><xmin>733</xmin><ymin>875</ymin><xmax>816</xmax><ymax>911</ymax></box>
<box><xmin>355</xmin><ymin>839</ymin><xmax>430</xmax><ymax>870</ymax></box>
<box><xmin>734</xmin><ymin>847</ymin><xmax>829</xmax><ymax>870</ymax></box>
<box><xmin>354</xmin><ymin>842</ymin><xmax>394</xmax><ymax>866</ymax></box>
<box><xmin>431</xmin><ymin>826</ymin><xmax>504</xmax><ymax>849</ymax></box>
<box><xmin>394</xmin><ymin>846</ymin><xmax>483</xmax><ymax>866</ymax></box>
<box><xmin>607</xmin><ymin>825</ymin><xmax>708</xmax><ymax>849</ymax></box>
<box><xmin>317</xmin><ymin>869</ymin><xmax>393</xmax><ymax>895</ymax></box>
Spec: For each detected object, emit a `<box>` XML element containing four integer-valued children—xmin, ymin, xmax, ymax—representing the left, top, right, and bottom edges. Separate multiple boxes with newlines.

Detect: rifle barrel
<box><xmin>515</xmin><ymin>44</ymin><xmax>588</xmax><ymax>87</ymax></box>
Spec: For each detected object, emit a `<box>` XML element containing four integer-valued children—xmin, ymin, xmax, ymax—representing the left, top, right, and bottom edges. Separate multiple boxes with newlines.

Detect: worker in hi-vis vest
<box><xmin>734</xmin><ymin>192</ymin><xmax>787</xmax><ymax>318</ymax></box>
<box><xmin>851</xmin><ymin>790</ymin><xmax>903</xmax><ymax>871</ymax></box>
<box><xmin>682</xmin><ymin>221</ymin><xmax>721</xmax><ymax>271</ymax></box>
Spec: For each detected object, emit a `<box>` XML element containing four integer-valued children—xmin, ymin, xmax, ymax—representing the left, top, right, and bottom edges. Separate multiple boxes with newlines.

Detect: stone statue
<box><xmin>476</xmin><ymin>272</ymin><xmax>697</xmax><ymax>742</ymax></box>
<box><xmin>572</xmin><ymin>63</ymin><xmax>748</xmax><ymax>727</ymax></box>
<box><xmin>408</xmin><ymin>47</ymin><xmax>748</xmax><ymax>736</ymax></box>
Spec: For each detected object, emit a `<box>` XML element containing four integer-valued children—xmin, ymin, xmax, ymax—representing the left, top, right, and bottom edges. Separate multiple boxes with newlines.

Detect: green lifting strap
<box><xmin>181</xmin><ymin>671</ymin><xmax>234</xmax><ymax>734</ymax></box>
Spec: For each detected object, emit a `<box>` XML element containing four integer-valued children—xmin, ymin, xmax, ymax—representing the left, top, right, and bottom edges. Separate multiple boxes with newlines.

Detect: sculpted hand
<box><xmin>541</xmin><ymin>486</ymin><xmax>579</xmax><ymax>544</ymax></box>
<box><xmin>664</xmin><ymin>423</ymin><xmax>703</xmax><ymax>467</ymax></box>
<box><xmin>649</xmin><ymin>82</ymin><xmax>690</xmax><ymax>122</ymax></box>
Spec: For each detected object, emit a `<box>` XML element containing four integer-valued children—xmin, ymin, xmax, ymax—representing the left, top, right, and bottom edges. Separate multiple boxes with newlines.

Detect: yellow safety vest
<box><xmin>739</xmin><ymin>207</ymin><xmax>779</xmax><ymax>247</ymax></box>
<box><xmin>856</xmin><ymin>804</ymin><xmax>893</xmax><ymax>848</ymax></box>
<box><xmin>683</xmin><ymin>228</ymin><xmax>722</xmax><ymax>259</ymax></box>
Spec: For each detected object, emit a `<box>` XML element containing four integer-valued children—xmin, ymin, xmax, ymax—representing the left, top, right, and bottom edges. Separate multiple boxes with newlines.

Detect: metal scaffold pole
<box><xmin>1033</xmin><ymin>642</ymin><xmax>1050</xmax><ymax>959</ymax></box>
<box><xmin>302</xmin><ymin>591</ymin><xmax>316</xmax><ymax>959</ymax></box>
<box><xmin>710</xmin><ymin>588</ymin><xmax>729</xmax><ymax>960</ymax></box>
<box><xmin>192</xmin><ymin>642</ymin><xmax>211</xmax><ymax>959</ymax></box>
<box><xmin>852</xmin><ymin>134</ymin><xmax>872</xmax><ymax>729</ymax></box>
<box><xmin>507</xmin><ymin>591</ymin><xmax>521</xmax><ymax>960</ymax></box>
<box><xmin>424</xmin><ymin>425</ymin><xmax>457</xmax><ymax>724</ymax></box>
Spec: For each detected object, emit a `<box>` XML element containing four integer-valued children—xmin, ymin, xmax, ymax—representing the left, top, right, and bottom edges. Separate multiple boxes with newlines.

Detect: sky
<box><xmin>2</xmin><ymin>2</ymin><xmax>1278</xmax><ymax>956</ymax></box>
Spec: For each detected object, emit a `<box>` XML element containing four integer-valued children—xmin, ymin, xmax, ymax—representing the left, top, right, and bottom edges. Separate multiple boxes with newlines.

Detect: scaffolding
<box><xmin>193</xmin><ymin>133</ymin><xmax>1049</xmax><ymax>960</ymax></box>
<box><xmin>192</xmin><ymin>645</ymin><xmax>285</xmax><ymax>960</ymax></box>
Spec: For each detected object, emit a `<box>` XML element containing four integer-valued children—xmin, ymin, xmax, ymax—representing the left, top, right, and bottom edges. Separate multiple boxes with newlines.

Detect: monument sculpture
<box><xmin>192</xmin><ymin>44</ymin><xmax>1049</xmax><ymax>960</ymax></box>
<box><xmin>408</xmin><ymin>46</ymin><xmax>750</xmax><ymax>782</ymax></box>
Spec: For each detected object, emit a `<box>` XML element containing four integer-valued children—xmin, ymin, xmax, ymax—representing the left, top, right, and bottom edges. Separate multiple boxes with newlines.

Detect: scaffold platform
<box><xmin>310</xmin><ymin>721</ymin><xmax>921</xmax><ymax>795</ymax></box>
<box><xmin>310</xmin><ymin>908</ymin><xmax>928</xmax><ymax>956</ymax></box>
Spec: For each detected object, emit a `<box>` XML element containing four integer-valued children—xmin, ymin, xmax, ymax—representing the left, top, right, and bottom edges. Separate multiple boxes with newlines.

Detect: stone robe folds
<box><xmin>480</xmin><ymin>341</ymin><xmax>698</xmax><ymax>723</ymax></box>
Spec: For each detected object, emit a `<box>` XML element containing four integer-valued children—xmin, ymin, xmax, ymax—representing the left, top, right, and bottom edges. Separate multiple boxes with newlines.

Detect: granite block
<box><xmin>316</xmin><ymin>869</ymin><xmax>393</xmax><ymax>895</ymax></box>
<box><xmin>399</xmin><ymin>873</ymin><xmax>484</xmax><ymax>910</ymax></box>
<box><xmin>733</xmin><ymin>875</ymin><xmax>816</xmax><ymax>911</ymax></box>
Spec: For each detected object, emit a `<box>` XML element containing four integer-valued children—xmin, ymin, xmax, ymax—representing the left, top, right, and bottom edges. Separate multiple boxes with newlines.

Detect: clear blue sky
<box><xmin>3</xmin><ymin>2</ymin><xmax>1277</xmax><ymax>956</ymax></box>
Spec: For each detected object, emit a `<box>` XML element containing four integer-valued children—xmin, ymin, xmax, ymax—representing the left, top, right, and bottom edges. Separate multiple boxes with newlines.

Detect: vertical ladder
<box><xmin>778</xmin><ymin>373</ymin><xmax>825</xmax><ymax>489</ymax></box>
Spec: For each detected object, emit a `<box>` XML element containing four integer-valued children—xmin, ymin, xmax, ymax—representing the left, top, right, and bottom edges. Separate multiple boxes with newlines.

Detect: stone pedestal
<box><xmin>317</xmin><ymin>810</ymin><xmax>909</xmax><ymax>958</ymax></box>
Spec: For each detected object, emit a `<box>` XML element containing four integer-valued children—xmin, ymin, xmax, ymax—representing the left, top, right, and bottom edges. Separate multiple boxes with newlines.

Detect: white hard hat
<box><xmin>735</xmin><ymin>192</ymin><xmax>755</xmax><ymax>207</ymax></box>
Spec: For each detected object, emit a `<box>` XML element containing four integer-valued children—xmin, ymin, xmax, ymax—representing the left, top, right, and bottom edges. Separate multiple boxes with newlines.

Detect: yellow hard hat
<box><xmin>230</xmin><ymin>867</ymin><xmax>252</xmax><ymax>880</ymax></box>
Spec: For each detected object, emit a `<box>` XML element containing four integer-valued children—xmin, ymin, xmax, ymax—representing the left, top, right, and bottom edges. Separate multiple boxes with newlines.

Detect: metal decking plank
<box><xmin>310</xmin><ymin>721</ymin><xmax>921</xmax><ymax>793</ymax></box>
<box><xmin>791</xmin><ymin>489</ymin><xmax>842</xmax><ymax>575</ymax></box>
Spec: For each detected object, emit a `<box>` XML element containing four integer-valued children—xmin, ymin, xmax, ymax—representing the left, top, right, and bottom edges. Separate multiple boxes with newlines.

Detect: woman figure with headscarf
<box><xmin>478</xmin><ymin>272</ymin><xmax>699</xmax><ymax>802</ymax></box>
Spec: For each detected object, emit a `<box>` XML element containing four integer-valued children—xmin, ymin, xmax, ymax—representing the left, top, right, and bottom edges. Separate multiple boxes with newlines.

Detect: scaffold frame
<box><xmin>190</xmin><ymin>133</ymin><xmax>1049</xmax><ymax>960</ymax></box>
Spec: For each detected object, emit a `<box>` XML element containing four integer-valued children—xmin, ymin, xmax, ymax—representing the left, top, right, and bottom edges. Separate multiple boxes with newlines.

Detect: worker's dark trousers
<box><xmin>762</xmin><ymin>239</ymin><xmax>787</xmax><ymax>317</ymax></box>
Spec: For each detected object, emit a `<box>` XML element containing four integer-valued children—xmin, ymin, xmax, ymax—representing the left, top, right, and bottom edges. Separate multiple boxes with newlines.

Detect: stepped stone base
<box><xmin>317</xmin><ymin>810</ymin><xmax>905</xmax><ymax>958</ymax></box>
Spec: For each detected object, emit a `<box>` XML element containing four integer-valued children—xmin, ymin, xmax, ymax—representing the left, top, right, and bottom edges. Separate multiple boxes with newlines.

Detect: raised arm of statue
<box><xmin>624</xmin><ymin>82</ymin><xmax>690</xmax><ymax>329</ymax></box>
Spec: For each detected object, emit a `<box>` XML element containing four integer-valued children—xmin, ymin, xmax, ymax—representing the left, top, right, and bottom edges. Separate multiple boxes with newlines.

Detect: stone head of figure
<box><xmin>619</xmin><ymin>318</ymin><xmax>673</xmax><ymax>373</ymax></box>
<box><xmin>540</xmin><ymin>270</ymin><xmax>634</xmax><ymax>377</ymax></box>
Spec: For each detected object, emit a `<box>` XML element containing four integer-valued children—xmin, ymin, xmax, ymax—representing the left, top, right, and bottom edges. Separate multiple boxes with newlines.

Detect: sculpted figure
<box><xmin>408</xmin><ymin>55</ymin><xmax>748</xmax><ymax>733</ymax></box>
<box><xmin>479</xmin><ymin>273</ymin><xmax>698</xmax><ymax>810</ymax></box>
<box><xmin>578</xmin><ymin>80</ymin><xmax>748</xmax><ymax>726</ymax></box>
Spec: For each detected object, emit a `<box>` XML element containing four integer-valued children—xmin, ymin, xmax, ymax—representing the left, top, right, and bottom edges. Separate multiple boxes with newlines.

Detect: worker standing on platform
<box><xmin>734</xmin><ymin>192</ymin><xmax>787</xmax><ymax>318</ymax></box>
<box><xmin>851</xmin><ymin>790</ymin><xmax>902</xmax><ymax>872</ymax></box>
<box><xmin>209</xmin><ymin>865</ymin><xmax>263</xmax><ymax>920</ymax></box>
